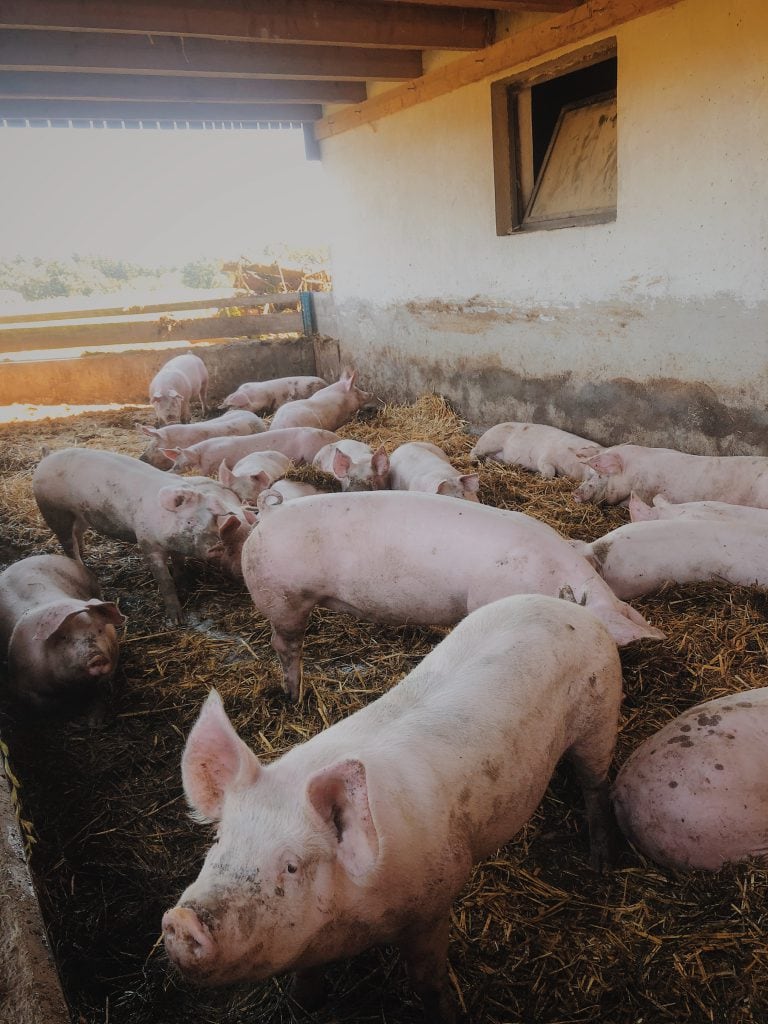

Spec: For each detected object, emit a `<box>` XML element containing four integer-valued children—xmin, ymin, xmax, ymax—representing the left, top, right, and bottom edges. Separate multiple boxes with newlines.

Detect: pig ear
<box><xmin>587</xmin><ymin>451</ymin><xmax>623</xmax><ymax>475</ymax></box>
<box><xmin>139</xmin><ymin>425</ymin><xmax>160</xmax><ymax>438</ymax></box>
<box><xmin>158</xmin><ymin>486</ymin><xmax>202</xmax><ymax>512</ymax></box>
<box><xmin>572</xmin><ymin>444</ymin><xmax>602</xmax><ymax>462</ymax></box>
<box><xmin>217</xmin><ymin>514</ymin><xmax>242</xmax><ymax>540</ymax></box>
<box><xmin>161</xmin><ymin>447</ymin><xmax>181</xmax><ymax>462</ymax></box>
<box><xmin>628</xmin><ymin>492</ymin><xmax>655</xmax><ymax>522</ymax></box>
<box><xmin>251</xmin><ymin>470</ymin><xmax>271</xmax><ymax>487</ymax></box>
<box><xmin>435</xmin><ymin>479</ymin><xmax>455</xmax><ymax>496</ymax></box>
<box><xmin>342</xmin><ymin>371</ymin><xmax>357</xmax><ymax>392</ymax></box>
<box><xmin>32</xmin><ymin>602</ymin><xmax>92</xmax><ymax>643</ymax></box>
<box><xmin>182</xmin><ymin>690</ymin><xmax>261</xmax><ymax>823</ymax></box>
<box><xmin>243</xmin><ymin>508</ymin><xmax>258</xmax><ymax>525</ymax></box>
<box><xmin>371</xmin><ymin>446</ymin><xmax>389</xmax><ymax>476</ymax></box>
<box><xmin>168</xmin><ymin>389</ymin><xmax>181</xmax><ymax>399</ymax></box>
<box><xmin>652</xmin><ymin>495</ymin><xmax>670</xmax><ymax>508</ymax></box>
<box><xmin>332</xmin><ymin>448</ymin><xmax>352</xmax><ymax>480</ymax></box>
<box><xmin>84</xmin><ymin>599</ymin><xmax>127</xmax><ymax>627</ymax></box>
<box><xmin>218</xmin><ymin>460</ymin><xmax>236</xmax><ymax>488</ymax></box>
<box><xmin>459</xmin><ymin>473</ymin><xmax>480</xmax><ymax>494</ymax></box>
<box><xmin>306</xmin><ymin>759</ymin><xmax>379</xmax><ymax>879</ymax></box>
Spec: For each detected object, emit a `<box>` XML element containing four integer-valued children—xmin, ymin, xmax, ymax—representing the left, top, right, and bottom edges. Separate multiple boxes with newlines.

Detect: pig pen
<box><xmin>1</xmin><ymin>394</ymin><xmax>767</xmax><ymax>1024</ymax></box>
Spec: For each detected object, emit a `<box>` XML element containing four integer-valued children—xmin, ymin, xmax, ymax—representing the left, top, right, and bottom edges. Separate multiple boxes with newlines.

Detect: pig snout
<box><xmin>87</xmin><ymin>651</ymin><xmax>113</xmax><ymax>677</ymax></box>
<box><xmin>162</xmin><ymin>906</ymin><xmax>216</xmax><ymax>975</ymax></box>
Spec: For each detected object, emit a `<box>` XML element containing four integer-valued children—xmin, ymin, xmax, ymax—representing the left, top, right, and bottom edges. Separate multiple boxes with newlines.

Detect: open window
<box><xmin>492</xmin><ymin>43</ymin><xmax>617</xmax><ymax>234</ymax></box>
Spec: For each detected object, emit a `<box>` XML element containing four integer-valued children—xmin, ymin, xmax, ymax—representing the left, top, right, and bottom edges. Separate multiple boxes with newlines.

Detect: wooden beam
<box><xmin>0</xmin><ymin>30</ymin><xmax>423</xmax><ymax>81</ymax></box>
<box><xmin>0</xmin><ymin>0</ymin><xmax>491</xmax><ymax>51</ymax></box>
<box><xmin>0</xmin><ymin>98</ymin><xmax>322</xmax><ymax>120</ymax></box>
<box><xmin>0</xmin><ymin>71</ymin><xmax>366</xmax><ymax>103</ymax></box>
<box><xmin>334</xmin><ymin>0</ymin><xmax>577</xmax><ymax>10</ymax></box>
<box><xmin>315</xmin><ymin>0</ymin><xmax>685</xmax><ymax>139</ymax></box>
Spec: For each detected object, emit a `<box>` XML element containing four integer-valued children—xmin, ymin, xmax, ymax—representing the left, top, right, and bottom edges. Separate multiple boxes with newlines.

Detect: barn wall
<box><xmin>319</xmin><ymin>0</ymin><xmax>768</xmax><ymax>453</ymax></box>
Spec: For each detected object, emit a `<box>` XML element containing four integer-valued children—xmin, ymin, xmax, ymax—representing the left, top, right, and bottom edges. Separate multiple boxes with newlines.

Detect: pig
<box><xmin>470</xmin><ymin>421</ymin><xmax>602</xmax><ymax>481</ymax></box>
<box><xmin>270</xmin><ymin>370</ymin><xmax>373</xmax><ymax>431</ymax></box>
<box><xmin>629</xmin><ymin>493</ymin><xmax>768</xmax><ymax>525</ymax></box>
<box><xmin>149</xmin><ymin>353</ymin><xmax>208</xmax><ymax>425</ymax></box>
<box><xmin>612</xmin><ymin>687</ymin><xmax>768</xmax><ymax>870</ymax></box>
<box><xmin>571</xmin><ymin>519</ymin><xmax>768</xmax><ymax>600</ymax></box>
<box><xmin>222</xmin><ymin>376</ymin><xmax>328</xmax><ymax>414</ymax></box>
<box><xmin>389</xmin><ymin>441</ymin><xmax>480</xmax><ymax>501</ymax></box>
<box><xmin>165</xmin><ymin>427</ymin><xmax>339</xmax><ymax>476</ymax></box>
<box><xmin>241</xmin><ymin>490</ymin><xmax>663</xmax><ymax>698</ymax></box>
<box><xmin>312</xmin><ymin>440</ymin><xmax>390</xmax><ymax>491</ymax></box>
<box><xmin>573</xmin><ymin>444</ymin><xmax>768</xmax><ymax>507</ymax></box>
<box><xmin>162</xmin><ymin>594</ymin><xmax>623</xmax><ymax>1021</ymax></box>
<box><xmin>32</xmin><ymin>448</ymin><xmax>254</xmax><ymax>623</ymax></box>
<box><xmin>217</xmin><ymin>451</ymin><xmax>292</xmax><ymax>504</ymax></box>
<box><xmin>269</xmin><ymin>480</ymin><xmax>321</xmax><ymax>502</ymax></box>
<box><xmin>0</xmin><ymin>554</ymin><xmax>125</xmax><ymax>713</ymax></box>
<box><xmin>138</xmin><ymin>411</ymin><xmax>266</xmax><ymax>470</ymax></box>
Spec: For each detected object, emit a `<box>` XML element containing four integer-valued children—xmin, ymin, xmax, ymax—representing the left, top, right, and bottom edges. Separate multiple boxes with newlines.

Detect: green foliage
<box><xmin>180</xmin><ymin>258</ymin><xmax>229</xmax><ymax>290</ymax></box>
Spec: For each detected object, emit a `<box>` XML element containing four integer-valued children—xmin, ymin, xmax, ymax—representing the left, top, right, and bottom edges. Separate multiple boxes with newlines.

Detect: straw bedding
<box><xmin>1</xmin><ymin>394</ymin><xmax>767</xmax><ymax>1024</ymax></box>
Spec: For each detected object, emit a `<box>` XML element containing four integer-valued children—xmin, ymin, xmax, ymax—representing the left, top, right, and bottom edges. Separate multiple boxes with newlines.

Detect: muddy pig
<box><xmin>149</xmin><ymin>353</ymin><xmax>208</xmax><ymax>425</ymax></box>
<box><xmin>222</xmin><ymin>376</ymin><xmax>327</xmax><ymax>414</ymax></box>
<box><xmin>139</xmin><ymin>411</ymin><xmax>266</xmax><ymax>469</ymax></box>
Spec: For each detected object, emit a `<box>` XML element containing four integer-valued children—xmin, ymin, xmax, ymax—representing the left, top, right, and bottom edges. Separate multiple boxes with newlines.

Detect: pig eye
<box><xmin>286</xmin><ymin>862</ymin><xmax>298</xmax><ymax>874</ymax></box>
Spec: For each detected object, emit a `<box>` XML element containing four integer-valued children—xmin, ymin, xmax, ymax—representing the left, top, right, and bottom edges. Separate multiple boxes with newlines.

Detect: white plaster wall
<box><xmin>319</xmin><ymin>0</ymin><xmax>768</xmax><ymax>418</ymax></box>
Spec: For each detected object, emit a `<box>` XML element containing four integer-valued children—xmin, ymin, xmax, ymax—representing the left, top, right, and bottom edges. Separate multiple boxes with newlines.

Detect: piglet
<box><xmin>312</xmin><ymin>440</ymin><xmax>390</xmax><ymax>491</ymax></box>
<box><xmin>222</xmin><ymin>376</ymin><xmax>327</xmax><ymax>414</ymax></box>
<box><xmin>270</xmin><ymin>370</ymin><xmax>373</xmax><ymax>431</ymax></box>
<box><xmin>149</xmin><ymin>353</ymin><xmax>208</xmax><ymax>425</ymax></box>
<box><xmin>0</xmin><ymin>554</ymin><xmax>124</xmax><ymax>713</ymax></box>
<box><xmin>470</xmin><ymin>422</ymin><xmax>602</xmax><ymax>481</ymax></box>
<box><xmin>139</xmin><ymin>411</ymin><xmax>266</xmax><ymax>470</ymax></box>
<box><xmin>163</xmin><ymin>594</ymin><xmax>622</xmax><ymax>1022</ymax></box>
<box><xmin>269</xmin><ymin>480</ymin><xmax>321</xmax><ymax>502</ymax></box>
<box><xmin>629</xmin><ymin>493</ymin><xmax>768</xmax><ymax>525</ymax></box>
<box><xmin>389</xmin><ymin>441</ymin><xmax>480</xmax><ymax>501</ymax></box>
<box><xmin>165</xmin><ymin>427</ymin><xmax>339</xmax><ymax>475</ymax></box>
<box><xmin>218</xmin><ymin>451</ymin><xmax>292</xmax><ymax>504</ymax></box>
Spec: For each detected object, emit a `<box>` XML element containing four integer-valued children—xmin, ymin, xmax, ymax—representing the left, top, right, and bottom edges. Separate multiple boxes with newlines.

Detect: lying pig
<box><xmin>389</xmin><ymin>441</ymin><xmax>480</xmax><ymax>501</ymax></box>
<box><xmin>32</xmin><ymin>448</ymin><xmax>254</xmax><ymax>623</ymax></box>
<box><xmin>312</xmin><ymin>440</ymin><xmax>390</xmax><ymax>491</ymax></box>
<box><xmin>217</xmin><ymin>451</ymin><xmax>292</xmax><ymax>504</ymax></box>
<box><xmin>0</xmin><ymin>554</ymin><xmax>125</xmax><ymax>712</ymax></box>
<box><xmin>573</xmin><ymin>444</ymin><xmax>768</xmax><ymax>506</ymax></box>
<box><xmin>612</xmin><ymin>687</ymin><xmax>768</xmax><ymax>870</ymax></box>
<box><xmin>149</xmin><ymin>353</ymin><xmax>208</xmax><ymax>425</ymax></box>
<box><xmin>165</xmin><ymin>427</ymin><xmax>339</xmax><ymax>475</ymax></box>
<box><xmin>163</xmin><ymin>594</ymin><xmax>622</xmax><ymax>1021</ymax></box>
<box><xmin>270</xmin><ymin>370</ymin><xmax>372</xmax><ymax>431</ymax></box>
<box><xmin>269</xmin><ymin>480</ymin><xmax>321</xmax><ymax>502</ymax></box>
<box><xmin>629</xmin><ymin>493</ymin><xmax>768</xmax><ymax>525</ymax></box>
<box><xmin>572</xmin><ymin>519</ymin><xmax>768</xmax><ymax>600</ymax></box>
<box><xmin>139</xmin><ymin>411</ymin><xmax>266</xmax><ymax>469</ymax></box>
<box><xmin>470</xmin><ymin>422</ymin><xmax>602</xmax><ymax>481</ymax></box>
<box><xmin>241</xmin><ymin>490</ymin><xmax>663</xmax><ymax>698</ymax></box>
<box><xmin>222</xmin><ymin>376</ymin><xmax>327</xmax><ymax>414</ymax></box>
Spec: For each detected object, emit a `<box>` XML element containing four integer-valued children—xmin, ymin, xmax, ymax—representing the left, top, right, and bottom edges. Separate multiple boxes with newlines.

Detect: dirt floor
<box><xmin>1</xmin><ymin>395</ymin><xmax>768</xmax><ymax>1024</ymax></box>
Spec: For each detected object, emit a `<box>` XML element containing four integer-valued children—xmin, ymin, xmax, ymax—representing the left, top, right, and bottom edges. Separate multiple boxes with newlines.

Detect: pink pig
<box><xmin>217</xmin><ymin>451</ymin><xmax>292</xmax><ymax>504</ymax></box>
<box><xmin>149</xmin><ymin>353</ymin><xmax>208</xmax><ymax>425</ymax></box>
<box><xmin>312</xmin><ymin>440</ymin><xmax>390</xmax><ymax>491</ymax></box>
<box><xmin>573</xmin><ymin>444</ymin><xmax>768</xmax><ymax>506</ymax></box>
<box><xmin>222</xmin><ymin>376</ymin><xmax>327</xmax><ymax>414</ymax></box>
<box><xmin>32</xmin><ymin>448</ymin><xmax>254</xmax><ymax>623</ymax></box>
<box><xmin>139</xmin><ymin>411</ymin><xmax>266</xmax><ymax>469</ymax></box>
<box><xmin>389</xmin><ymin>441</ymin><xmax>480</xmax><ymax>501</ymax></box>
<box><xmin>165</xmin><ymin>427</ymin><xmax>339</xmax><ymax>475</ymax></box>
<box><xmin>241</xmin><ymin>490</ymin><xmax>663</xmax><ymax>698</ymax></box>
<box><xmin>270</xmin><ymin>370</ymin><xmax>373</xmax><ymax>431</ymax></box>
<box><xmin>629</xmin><ymin>493</ymin><xmax>768</xmax><ymax>525</ymax></box>
<box><xmin>0</xmin><ymin>554</ymin><xmax>125</xmax><ymax>713</ymax></box>
<box><xmin>163</xmin><ymin>594</ymin><xmax>622</xmax><ymax>1021</ymax></box>
<box><xmin>470</xmin><ymin>421</ymin><xmax>602</xmax><ymax>481</ymax></box>
<box><xmin>612</xmin><ymin>687</ymin><xmax>768</xmax><ymax>870</ymax></box>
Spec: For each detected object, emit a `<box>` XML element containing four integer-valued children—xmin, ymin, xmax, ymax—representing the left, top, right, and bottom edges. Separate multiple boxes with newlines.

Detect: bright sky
<box><xmin>0</xmin><ymin>125</ymin><xmax>331</xmax><ymax>265</ymax></box>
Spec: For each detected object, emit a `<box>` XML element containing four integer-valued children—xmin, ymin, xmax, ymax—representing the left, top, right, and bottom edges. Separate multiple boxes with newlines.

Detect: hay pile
<box><xmin>1</xmin><ymin>395</ymin><xmax>767</xmax><ymax>1024</ymax></box>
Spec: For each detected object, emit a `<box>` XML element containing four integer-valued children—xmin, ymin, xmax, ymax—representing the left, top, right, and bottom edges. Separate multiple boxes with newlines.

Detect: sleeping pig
<box><xmin>470</xmin><ymin>421</ymin><xmax>602</xmax><ymax>481</ymax></box>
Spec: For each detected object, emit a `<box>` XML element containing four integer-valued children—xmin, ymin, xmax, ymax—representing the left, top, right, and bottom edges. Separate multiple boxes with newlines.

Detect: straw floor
<box><xmin>1</xmin><ymin>394</ymin><xmax>767</xmax><ymax>1024</ymax></box>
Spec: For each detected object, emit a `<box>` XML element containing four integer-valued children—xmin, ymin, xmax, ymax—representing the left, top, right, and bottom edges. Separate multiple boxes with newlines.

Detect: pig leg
<box><xmin>536</xmin><ymin>457</ymin><xmax>557</xmax><ymax>478</ymax></box>
<box><xmin>181</xmin><ymin>397</ymin><xmax>191</xmax><ymax>424</ymax></box>
<box><xmin>35</xmin><ymin>501</ymin><xmax>84</xmax><ymax>561</ymax></box>
<box><xmin>270</xmin><ymin>614</ymin><xmax>310</xmax><ymax>700</ymax></box>
<box><xmin>199</xmin><ymin>380</ymin><xmax>208</xmax><ymax>416</ymax></box>
<box><xmin>567</xmin><ymin>725</ymin><xmax>620</xmax><ymax>872</ymax></box>
<box><xmin>400</xmin><ymin>914</ymin><xmax>457</xmax><ymax>1024</ymax></box>
<box><xmin>139</xmin><ymin>541</ymin><xmax>184</xmax><ymax>624</ymax></box>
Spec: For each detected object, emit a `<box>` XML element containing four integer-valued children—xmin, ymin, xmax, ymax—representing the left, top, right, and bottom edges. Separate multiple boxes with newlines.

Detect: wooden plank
<box><xmin>333</xmin><ymin>0</ymin><xmax>576</xmax><ymax>9</ymax></box>
<box><xmin>0</xmin><ymin>293</ymin><xmax>298</xmax><ymax>326</ymax></box>
<box><xmin>0</xmin><ymin>98</ymin><xmax>322</xmax><ymax>121</ymax></box>
<box><xmin>0</xmin><ymin>71</ymin><xmax>367</xmax><ymax>104</ymax></box>
<box><xmin>1</xmin><ymin>0</ymin><xmax>491</xmax><ymax>51</ymax></box>
<box><xmin>315</xmin><ymin>0</ymin><xmax>686</xmax><ymax>140</ymax></box>
<box><xmin>0</xmin><ymin>313</ymin><xmax>304</xmax><ymax>354</ymax></box>
<box><xmin>0</xmin><ymin>30</ymin><xmax>423</xmax><ymax>81</ymax></box>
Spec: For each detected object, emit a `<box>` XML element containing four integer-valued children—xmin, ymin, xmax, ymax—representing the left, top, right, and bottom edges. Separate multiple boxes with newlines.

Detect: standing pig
<box><xmin>612</xmin><ymin>688</ymin><xmax>768</xmax><ymax>870</ymax></box>
<box><xmin>270</xmin><ymin>370</ymin><xmax>373</xmax><ymax>431</ymax></box>
<box><xmin>149</xmin><ymin>353</ymin><xmax>208</xmax><ymax>425</ymax></box>
<box><xmin>163</xmin><ymin>594</ymin><xmax>623</xmax><ymax>1021</ymax></box>
<box><xmin>241</xmin><ymin>490</ymin><xmax>662</xmax><ymax>697</ymax></box>
<box><xmin>573</xmin><ymin>444</ymin><xmax>768</xmax><ymax>506</ymax></box>
<box><xmin>0</xmin><ymin>554</ymin><xmax>124</xmax><ymax>712</ymax></box>
<box><xmin>629</xmin><ymin>493</ymin><xmax>768</xmax><ymax>525</ymax></box>
<box><xmin>217</xmin><ymin>451</ymin><xmax>292</xmax><ymax>504</ymax></box>
<box><xmin>389</xmin><ymin>441</ymin><xmax>480</xmax><ymax>501</ymax></box>
<box><xmin>470</xmin><ymin>422</ymin><xmax>602</xmax><ymax>481</ymax></box>
<box><xmin>165</xmin><ymin>427</ymin><xmax>339</xmax><ymax>475</ymax></box>
<box><xmin>312</xmin><ymin>440</ymin><xmax>390</xmax><ymax>491</ymax></box>
<box><xmin>139</xmin><ymin>411</ymin><xmax>266</xmax><ymax>469</ymax></box>
<box><xmin>222</xmin><ymin>376</ymin><xmax>327</xmax><ymax>414</ymax></box>
<box><xmin>32</xmin><ymin>449</ymin><xmax>254</xmax><ymax>623</ymax></box>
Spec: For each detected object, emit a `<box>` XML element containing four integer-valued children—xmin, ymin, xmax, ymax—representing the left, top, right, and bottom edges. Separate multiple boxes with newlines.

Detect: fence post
<box><xmin>299</xmin><ymin>291</ymin><xmax>316</xmax><ymax>336</ymax></box>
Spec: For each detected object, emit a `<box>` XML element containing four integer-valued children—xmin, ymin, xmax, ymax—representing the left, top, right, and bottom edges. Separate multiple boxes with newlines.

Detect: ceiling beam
<box><xmin>0</xmin><ymin>70</ymin><xmax>367</xmax><ymax>103</ymax></box>
<box><xmin>0</xmin><ymin>29</ymin><xmax>423</xmax><ymax>80</ymax></box>
<box><xmin>0</xmin><ymin>0</ymin><xmax>492</xmax><ymax>51</ymax></box>
<box><xmin>333</xmin><ymin>0</ymin><xmax>578</xmax><ymax>9</ymax></box>
<box><xmin>316</xmin><ymin>0</ymin><xmax>685</xmax><ymax>139</ymax></box>
<box><xmin>0</xmin><ymin>98</ymin><xmax>322</xmax><ymax>120</ymax></box>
